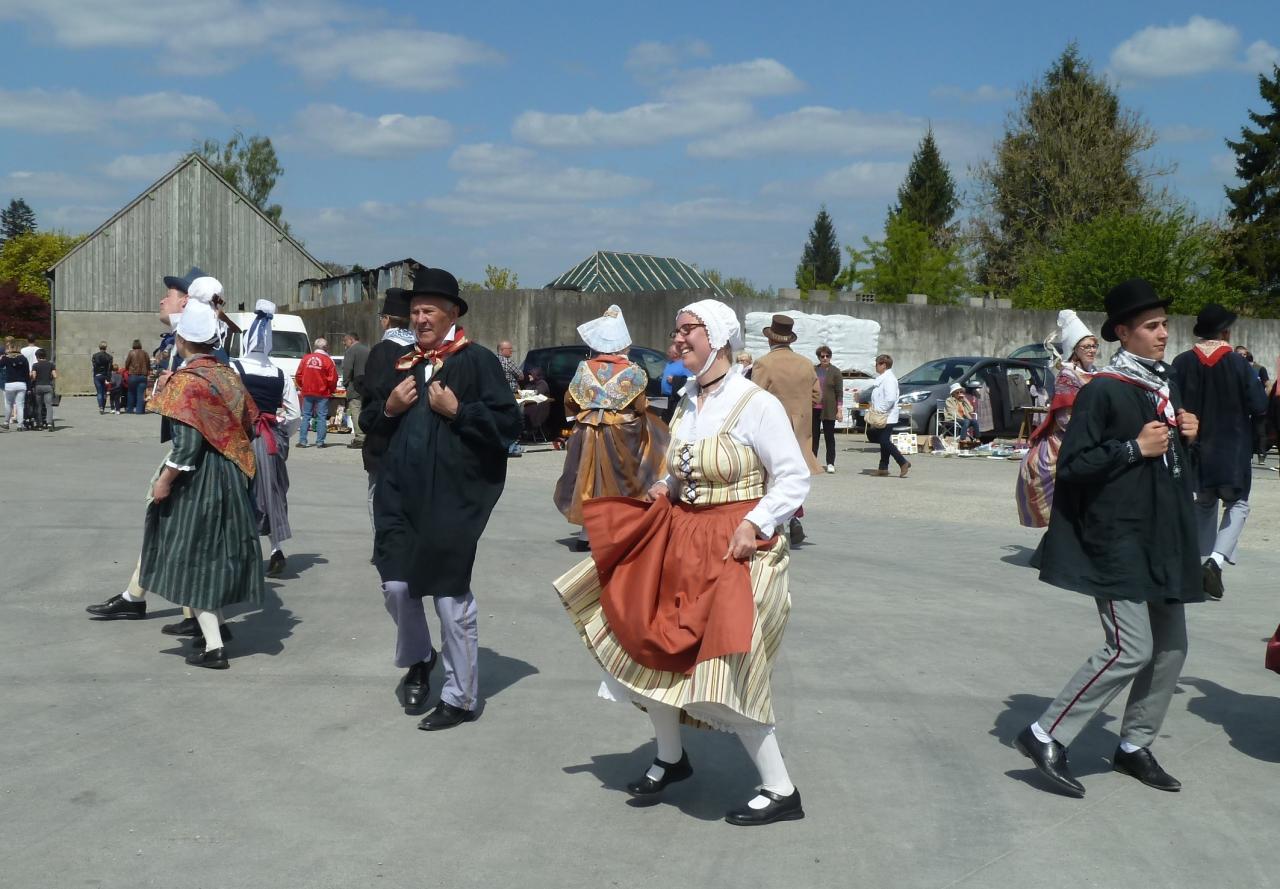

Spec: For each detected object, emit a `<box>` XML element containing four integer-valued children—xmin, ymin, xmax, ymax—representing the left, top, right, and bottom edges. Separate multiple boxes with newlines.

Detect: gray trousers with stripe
<box><xmin>1038</xmin><ymin>598</ymin><xmax>1187</xmax><ymax>748</ymax></box>
<box><xmin>382</xmin><ymin>581</ymin><xmax>479</xmax><ymax>712</ymax></box>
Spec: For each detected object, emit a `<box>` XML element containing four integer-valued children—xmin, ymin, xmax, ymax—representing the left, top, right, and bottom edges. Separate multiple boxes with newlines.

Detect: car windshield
<box><xmin>898</xmin><ymin>359</ymin><xmax>979</xmax><ymax>386</ymax></box>
<box><xmin>227</xmin><ymin>331</ymin><xmax>310</xmax><ymax>360</ymax></box>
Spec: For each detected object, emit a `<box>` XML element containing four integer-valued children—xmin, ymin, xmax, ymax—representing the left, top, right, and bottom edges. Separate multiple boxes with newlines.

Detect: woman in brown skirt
<box><xmin>554</xmin><ymin>298</ymin><xmax>810</xmax><ymax>826</ymax></box>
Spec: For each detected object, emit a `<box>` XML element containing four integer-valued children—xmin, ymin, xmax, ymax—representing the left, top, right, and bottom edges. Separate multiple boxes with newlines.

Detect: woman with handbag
<box><xmin>861</xmin><ymin>353</ymin><xmax>910</xmax><ymax>478</ymax></box>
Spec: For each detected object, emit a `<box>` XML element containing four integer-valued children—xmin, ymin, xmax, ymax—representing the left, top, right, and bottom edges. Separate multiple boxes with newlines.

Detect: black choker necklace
<box><xmin>698</xmin><ymin>369</ymin><xmax>728</xmax><ymax>390</ymax></box>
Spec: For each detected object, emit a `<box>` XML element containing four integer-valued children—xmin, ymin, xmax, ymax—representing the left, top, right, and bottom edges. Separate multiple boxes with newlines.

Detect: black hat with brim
<box><xmin>163</xmin><ymin>265</ymin><xmax>205</xmax><ymax>294</ymax></box>
<box><xmin>1100</xmin><ymin>278</ymin><xmax>1171</xmax><ymax>342</ymax></box>
<box><xmin>379</xmin><ymin>289</ymin><xmax>412</xmax><ymax>319</ymax></box>
<box><xmin>1192</xmin><ymin>302</ymin><xmax>1238</xmax><ymax>339</ymax></box>
<box><xmin>386</xmin><ymin>266</ymin><xmax>467</xmax><ymax>317</ymax></box>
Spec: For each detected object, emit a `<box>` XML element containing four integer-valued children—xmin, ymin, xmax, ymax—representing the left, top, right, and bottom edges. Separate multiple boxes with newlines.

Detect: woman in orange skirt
<box><xmin>554</xmin><ymin>299</ymin><xmax>811</xmax><ymax>826</ymax></box>
<box><xmin>553</xmin><ymin>305</ymin><xmax>669</xmax><ymax>550</ymax></box>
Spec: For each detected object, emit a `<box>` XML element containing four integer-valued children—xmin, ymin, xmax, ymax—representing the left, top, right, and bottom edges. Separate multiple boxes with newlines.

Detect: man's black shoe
<box><xmin>161</xmin><ymin>617</ymin><xmax>200</xmax><ymax>636</ymax></box>
<box><xmin>1015</xmin><ymin>725</ymin><xmax>1085</xmax><ymax>797</ymax></box>
<box><xmin>1113</xmin><ymin>745</ymin><xmax>1181</xmax><ymax>792</ymax></box>
<box><xmin>1202</xmin><ymin>559</ymin><xmax>1224</xmax><ymax>600</ymax></box>
<box><xmin>402</xmin><ymin>652</ymin><xmax>437</xmax><ymax>714</ymax></box>
<box><xmin>266</xmin><ymin>551</ymin><xmax>287</xmax><ymax>577</ymax></box>
<box><xmin>789</xmin><ymin>518</ymin><xmax>806</xmax><ymax>545</ymax></box>
<box><xmin>725</xmin><ymin>788</ymin><xmax>805</xmax><ymax>826</ymax></box>
<box><xmin>192</xmin><ymin>625</ymin><xmax>234</xmax><ymax>650</ymax></box>
<box><xmin>185</xmin><ymin>647</ymin><xmax>229</xmax><ymax>670</ymax></box>
<box><xmin>86</xmin><ymin>594</ymin><xmax>146</xmax><ymax>620</ymax></box>
<box><xmin>417</xmin><ymin>700</ymin><xmax>476</xmax><ymax>731</ymax></box>
<box><xmin>626</xmin><ymin>751</ymin><xmax>693</xmax><ymax>797</ymax></box>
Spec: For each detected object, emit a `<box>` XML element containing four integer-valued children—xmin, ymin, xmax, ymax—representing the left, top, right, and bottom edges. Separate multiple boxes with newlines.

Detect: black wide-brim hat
<box><xmin>386</xmin><ymin>266</ymin><xmax>467</xmax><ymax>317</ymax></box>
<box><xmin>1192</xmin><ymin>302</ymin><xmax>1238</xmax><ymax>339</ymax></box>
<box><xmin>1101</xmin><ymin>278</ymin><xmax>1171</xmax><ymax>342</ymax></box>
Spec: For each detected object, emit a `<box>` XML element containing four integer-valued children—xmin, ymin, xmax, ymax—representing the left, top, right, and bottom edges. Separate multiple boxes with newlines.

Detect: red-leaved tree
<box><xmin>0</xmin><ymin>281</ymin><xmax>51</xmax><ymax>339</ymax></box>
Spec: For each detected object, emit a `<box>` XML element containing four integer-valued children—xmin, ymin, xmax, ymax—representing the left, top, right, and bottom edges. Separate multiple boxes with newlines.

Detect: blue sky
<box><xmin>0</xmin><ymin>1</ymin><xmax>1275</xmax><ymax>289</ymax></box>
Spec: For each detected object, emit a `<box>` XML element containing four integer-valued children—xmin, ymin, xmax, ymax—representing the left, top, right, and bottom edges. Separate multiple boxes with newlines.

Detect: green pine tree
<box><xmin>0</xmin><ymin>198</ymin><xmax>37</xmax><ymax>244</ymax></box>
<box><xmin>894</xmin><ymin>128</ymin><xmax>957</xmax><ymax>245</ymax></box>
<box><xmin>796</xmin><ymin>205</ymin><xmax>841</xmax><ymax>287</ymax></box>
<box><xmin>1224</xmin><ymin>64</ymin><xmax>1280</xmax><ymax>311</ymax></box>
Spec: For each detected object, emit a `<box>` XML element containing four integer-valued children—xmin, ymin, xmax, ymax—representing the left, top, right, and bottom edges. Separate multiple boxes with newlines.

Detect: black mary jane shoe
<box><xmin>626</xmin><ymin>751</ymin><xmax>693</xmax><ymax>797</ymax></box>
<box><xmin>725</xmin><ymin>787</ymin><xmax>805</xmax><ymax>826</ymax></box>
<box><xmin>185</xmin><ymin>647</ymin><xmax>229</xmax><ymax>670</ymax></box>
<box><xmin>1113</xmin><ymin>745</ymin><xmax>1181</xmax><ymax>792</ymax></box>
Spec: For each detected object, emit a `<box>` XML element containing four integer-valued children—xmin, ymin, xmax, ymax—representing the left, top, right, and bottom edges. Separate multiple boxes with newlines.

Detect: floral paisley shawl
<box><xmin>150</xmin><ymin>355</ymin><xmax>259</xmax><ymax>478</ymax></box>
<box><xmin>568</xmin><ymin>356</ymin><xmax>647</xmax><ymax>411</ymax></box>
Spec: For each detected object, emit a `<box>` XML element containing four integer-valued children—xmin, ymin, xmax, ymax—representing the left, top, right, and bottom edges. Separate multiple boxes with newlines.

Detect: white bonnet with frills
<box><xmin>678</xmin><ymin>299</ymin><xmax>743</xmax><ymax>352</ymax></box>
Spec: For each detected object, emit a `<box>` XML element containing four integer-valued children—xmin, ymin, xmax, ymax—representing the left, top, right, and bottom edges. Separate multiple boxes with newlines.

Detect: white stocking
<box><xmin>739</xmin><ymin>729</ymin><xmax>794</xmax><ymax>808</ymax></box>
<box><xmin>194</xmin><ymin>609</ymin><xmax>223</xmax><ymax>650</ymax></box>
<box><xmin>644</xmin><ymin>701</ymin><xmax>684</xmax><ymax>781</ymax></box>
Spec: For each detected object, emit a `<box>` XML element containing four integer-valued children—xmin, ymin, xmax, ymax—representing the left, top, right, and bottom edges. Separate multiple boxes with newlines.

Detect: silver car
<box><xmin>891</xmin><ymin>356</ymin><xmax>1050</xmax><ymax>439</ymax></box>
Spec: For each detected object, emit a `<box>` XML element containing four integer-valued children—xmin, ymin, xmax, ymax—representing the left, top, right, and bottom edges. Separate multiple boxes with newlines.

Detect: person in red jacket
<box><xmin>295</xmin><ymin>338</ymin><xmax>338</xmax><ymax>448</ymax></box>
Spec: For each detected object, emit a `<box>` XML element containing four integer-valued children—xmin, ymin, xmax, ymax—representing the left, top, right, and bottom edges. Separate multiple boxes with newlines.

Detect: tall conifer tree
<box><xmin>796</xmin><ymin>205</ymin><xmax>841</xmax><ymax>287</ymax></box>
<box><xmin>0</xmin><ymin>198</ymin><xmax>37</xmax><ymax>245</ymax></box>
<box><xmin>1224</xmin><ymin>64</ymin><xmax>1280</xmax><ymax>308</ymax></box>
<box><xmin>895</xmin><ymin>128</ymin><xmax>957</xmax><ymax>245</ymax></box>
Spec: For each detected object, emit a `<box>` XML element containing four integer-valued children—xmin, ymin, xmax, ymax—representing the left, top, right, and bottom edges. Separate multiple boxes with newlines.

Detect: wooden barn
<box><xmin>48</xmin><ymin>153</ymin><xmax>325</xmax><ymax>393</ymax></box>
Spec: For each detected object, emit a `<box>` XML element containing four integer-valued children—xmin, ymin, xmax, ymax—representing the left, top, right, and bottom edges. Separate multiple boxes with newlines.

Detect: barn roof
<box><xmin>546</xmin><ymin>251</ymin><xmax>731</xmax><ymax>298</ymax></box>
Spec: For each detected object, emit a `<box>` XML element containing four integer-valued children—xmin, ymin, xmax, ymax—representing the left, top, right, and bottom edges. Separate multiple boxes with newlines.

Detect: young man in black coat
<box><xmin>1015</xmin><ymin>279</ymin><xmax>1202</xmax><ymax>798</ymax></box>
<box><xmin>1170</xmin><ymin>303</ymin><xmax>1268</xmax><ymax>601</ymax></box>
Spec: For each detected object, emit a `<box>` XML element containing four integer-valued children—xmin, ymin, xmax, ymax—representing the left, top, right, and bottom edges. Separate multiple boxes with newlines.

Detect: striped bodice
<box><xmin>667</xmin><ymin>389</ymin><xmax>764</xmax><ymax>506</ymax></box>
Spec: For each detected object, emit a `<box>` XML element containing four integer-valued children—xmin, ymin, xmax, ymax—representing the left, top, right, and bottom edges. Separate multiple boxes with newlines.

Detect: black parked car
<box><xmin>521</xmin><ymin>345</ymin><xmax>668</xmax><ymax>437</ymax></box>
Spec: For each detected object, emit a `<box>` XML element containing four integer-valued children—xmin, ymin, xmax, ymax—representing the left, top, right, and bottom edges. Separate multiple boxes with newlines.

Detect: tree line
<box><xmin>789</xmin><ymin>45</ymin><xmax>1280</xmax><ymax>316</ymax></box>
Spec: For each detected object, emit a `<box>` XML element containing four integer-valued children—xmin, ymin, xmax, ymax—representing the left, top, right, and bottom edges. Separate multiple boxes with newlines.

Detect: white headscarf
<box><xmin>678</xmin><ymin>299</ymin><xmax>743</xmax><ymax>376</ymax></box>
<box><xmin>242</xmin><ymin>299</ymin><xmax>275</xmax><ymax>357</ymax></box>
<box><xmin>175</xmin><ymin>300</ymin><xmax>220</xmax><ymax>345</ymax></box>
<box><xmin>577</xmin><ymin>304</ymin><xmax>631</xmax><ymax>353</ymax></box>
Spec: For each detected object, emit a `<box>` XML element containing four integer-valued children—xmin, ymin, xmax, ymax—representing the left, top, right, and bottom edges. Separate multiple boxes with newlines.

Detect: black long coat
<box><xmin>363</xmin><ymin>343</ymin><xmax>521</xmax><ymax>599</ymax></box>
<box><xmin>1039</xmin><ymin>376</ymin><xmax>1203</xmax><ymax>604</ymax></box>
<box><xmin>359</xmin><ymin>338</ymin><xmax>410</xmax><ymax>475</ymax></box>
<box><xmin>1170</xmin><ymin>346</ymin><xmax>1267</xmax><ymax>499</ymax></box>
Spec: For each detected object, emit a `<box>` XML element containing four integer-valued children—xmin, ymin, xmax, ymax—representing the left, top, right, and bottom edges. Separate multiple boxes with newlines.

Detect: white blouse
<box><xmin>663</xmin><ymin>370</ymin><xmax>810</xmax><ymax>538</ymax></box>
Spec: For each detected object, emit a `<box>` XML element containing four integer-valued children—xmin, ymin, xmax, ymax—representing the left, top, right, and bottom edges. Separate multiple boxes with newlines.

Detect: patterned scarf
<box><xmin>1096</xmin><ymin>349</ymin><xmax>1181</xmax><ymax>477</ymax></box>
<box><xmin>395</xmin><ymin>327</ymin><xmax>470</xmax><ymax>372</ymax></box>
<box><xmin>149</xmin><ymin>355</ymin><xmax>259</xmax><ymax>478</ymax></box>
<box><xmin>381</xmin><ymin>327</ymin><xmax>415</xmax><ymax>347</ymax></box>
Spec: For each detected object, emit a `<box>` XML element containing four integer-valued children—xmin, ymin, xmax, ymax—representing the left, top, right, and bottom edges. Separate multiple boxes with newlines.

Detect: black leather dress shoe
<box><xmin>266</xmin><ymin>550</ymin><xmax>287</xmax><ymax>578</ymax></box>
<box><xmin>185</xmin><ymin>647</ymin><xmax>229</xmax><ymax>669</ymax></box>
<box><xmin>192</xmin><ymin>625</ymin><xmax>234</xmax><ymax>650</ymax></box>
<box><xmin>402</xmin><ymin>652</ymin><xmax>437</xmax><ymax>714</ymax></box>
<box><xmin>626</xmin><ymin>751</ymin><xmax>693</xmax><ymax>797</ymax></box>
<box><xmin>1015</xmin><ymin>726</ymin><xmax>1085</xmax><ymax>797</ymax></box>
<box><xmin>417</xmin><ymin>700</ymin><xmax>477</xmax><ymax>731</ymax></box>
<box><xmin>789</xmin><ymin>518</ymin><xmax>806</xmax><ymax>545</ymax></box>
<box><xmin>161</xmin><ymin>617</ymin><xmax>200</xmax><ymax>636</ymax></box>
<box><xmin>1202</xmin><ymin>559</ymin><xmax>1224</xmax><ymax>600</ymax></box>
<box><xmin>86</xmin><ymin>594</ymin><xmax>146</xmax><ymax>620</ymax></box>
<box><xmin>725</xmin><ymin>788</ymin><xmax>805</xmax><ymax>826</ymax></box>
<box><xmin>1113</xmin><ymin>746</ymin><xmax>1181</xmax><ymax>791</ymax></box>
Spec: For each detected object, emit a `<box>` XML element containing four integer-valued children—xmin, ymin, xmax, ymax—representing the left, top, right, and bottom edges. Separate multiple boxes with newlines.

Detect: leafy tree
<box><xmin>1223</xmin><ymin>64</ymin><xmax>1280</xmax><ymax>311</ymax></box>
<box><xmin>1011</xmin><ymin>206</ymin><xmax>1243</xmax><ymax>316</ymax></box>
<box><xmin>700</xmin><ymin>267</ymin><xmax>776</xmax><ymax>300</ymax></box>
<box><xmin>482</xmin><ymin>265</ymin><xmax>520</xmax><ymax>290</ymax></box>
<box><xmin>848</xmin><ymin>212</ymin><xmax>969</xmax><ymax>303</ymax></box>
<box><xmin>972</xmin><ymin>44</ymin><xmax>1165</xmax><ymax>293</ymax></box>
<box><xmin>0</xmin><ymin>198</ymin><xmax>37</xmax><ymax>244</ymax></box>
<box><xmin>0</xmin><ymin>280</ymin><xmax>51</xmax><ymax>338</ymax></box>
<box><xmin>196</xmin><ymin>130</ymin><xmax>289</xmax><ymax>231</ymax></box>
<box><xmin>894</xmin><ymin>128</ymin><xmax>957</xmax><ymax>245</ymax></box>
<box><xmin>796</xmin><ymin>205</ymin><xmax>841</xmax><ymax>287</ymax></box>
<box><xmin>0</xmin><ymin>231</ymin><xmax>85</xmax><ymax>299</ymax></box>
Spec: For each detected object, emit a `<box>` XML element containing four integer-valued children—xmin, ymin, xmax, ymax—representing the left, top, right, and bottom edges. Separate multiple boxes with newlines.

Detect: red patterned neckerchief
<box><xmin>395</xmin><ymin>328</ymin><xmax>470</xmax><ymax>372</ymax></box>
<box><xmin>149</xmin><ymin>355</ymin><xmax>258</xmax><ymax>478</ymax></box>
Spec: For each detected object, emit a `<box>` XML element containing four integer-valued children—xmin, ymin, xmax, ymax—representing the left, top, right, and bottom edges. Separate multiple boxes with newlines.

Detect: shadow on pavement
<box><xmin>226</xmin><ymin>584</ymin><xmax>298</xmax><ymax>657</ymax></box>
<box><xmin>478</xmin><ymin>646</ymin><xmax>539</xmax><ymax>700</ymax></box>
<box><xmin>999</xmin><ymin>544</ymin><xmax>1037</xmax><ymax>568</ymax></box>
<box><xmin>1180</xmin><ymin>676</ymin><xmax>1280</xmax><ymax>764</ymax></box>
<box><xmin>273</xmin><ymin>551</ymin><xmax>328</xmax><ymax>579</ymax></box>
<box><xmin>992</xmin><ymin>693</ymin><xmax>1118</xmax><ymax>789</ymax></box>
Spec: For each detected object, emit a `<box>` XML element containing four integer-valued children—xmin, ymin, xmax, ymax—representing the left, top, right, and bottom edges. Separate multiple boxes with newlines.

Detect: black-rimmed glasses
<box><xmin>669</xmin><ymin>323</ymin><xmax>706</xmax><ymax>339</ymax></box>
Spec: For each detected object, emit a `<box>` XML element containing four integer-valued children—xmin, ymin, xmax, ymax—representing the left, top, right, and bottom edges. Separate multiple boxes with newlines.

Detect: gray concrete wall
<box><xmin>55</xmin><ymin>310</ymin><xmax>167</xmax><ymax>394</ymax></box>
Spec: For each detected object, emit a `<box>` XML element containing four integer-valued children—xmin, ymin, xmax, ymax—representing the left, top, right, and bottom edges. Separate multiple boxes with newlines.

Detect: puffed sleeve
<box><xmin>739</xmin><ymin>392</ymin><xmax>810</xmax><ymax>537</ymax></box>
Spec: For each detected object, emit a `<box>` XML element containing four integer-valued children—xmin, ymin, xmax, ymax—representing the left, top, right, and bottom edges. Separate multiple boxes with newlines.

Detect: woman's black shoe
<box><xmin>626</xmin><ymin>751</ymin><xmax>693</xmax><ymax>796</ymax></box>
<box><xmin>725</xmin><ymin>788</ymin><xmax>805</xmax><ymax>826</ymax></box>
<box><xmin>185</xmin><ymin>647</ymin><xmax>229</xmax><ymax>669</ymax></box>
<box><xmin>192</xmin><ymin>625</ymin><xmax>234</xmax><ymax>650</ymax></box>
<box><xmin>266</xmin><ymin>550</ymin><xmax>287</xmax><ymax>577</ymax></box>
<box><xmin>161</xmin><ymin>616</ymin><xmax>200</xmax><ymax>636</ymax></box>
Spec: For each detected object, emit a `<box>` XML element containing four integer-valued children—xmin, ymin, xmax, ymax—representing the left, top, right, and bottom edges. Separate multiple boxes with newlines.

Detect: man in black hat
<box><xmin>359</xmin><ymin>288</ymin><xmax>417</xmax><ymax>535</ymax></box>
<box><xmin>1170</xmin><ymin>303</ymin><xmax>1267</xmax><ymax>600</ymax></box>
<box><xmin>360</xmin><ymin>266</ymin><xmax>521</xmax><ymax>731</ymax></box>
<box><xmin>1014</xmin><ymin>278</ymin><xmax>1203</xmax><ymax>798</ymax></box>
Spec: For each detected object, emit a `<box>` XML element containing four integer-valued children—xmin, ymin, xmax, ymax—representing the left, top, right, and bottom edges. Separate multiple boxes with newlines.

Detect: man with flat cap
<box><xmin>1170</xmin><ymin>303</ymin><xmax>1267</xmax><ymax>601</ymax></box>
<box><xmin>1014</xmin><ymin>278</ymin><xmax>1203</xmax><ymax>798</ymax></box>
<box><xmin>361</xmin><ymin>266</ymin><xmax>521</xmax><ymax>730</ymax></box>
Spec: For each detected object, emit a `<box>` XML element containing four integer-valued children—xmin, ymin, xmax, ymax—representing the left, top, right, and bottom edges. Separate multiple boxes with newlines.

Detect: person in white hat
<box><xmin>552</xmin><ymin>305</ymin><xmax>670</xmax><ymax>550</ymax></box>
<box><xmin>140</xmin><ymin>299</ymin><xmax>264</xmax><ymax>669</ymax></box>
<box><xmin>554</xmin><ymin>298</ymin><xmax>811</xmax><ymax>826</ymax></box>
<box><xmin>233</xmin><ymin>299</ymin><xmax>301</xmax><ymax>578</ymax></box>
<box><xmin>944</xmin><ymin>381</ymin><xmax>980</xmax><ymax>442</ymax></box>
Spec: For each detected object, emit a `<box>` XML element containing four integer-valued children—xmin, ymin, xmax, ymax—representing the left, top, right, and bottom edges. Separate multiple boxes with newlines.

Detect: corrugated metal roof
<box><xmin>547</xmin><ymin>251</ymin><xmax>731</xmax><ymax>298</ymax></box>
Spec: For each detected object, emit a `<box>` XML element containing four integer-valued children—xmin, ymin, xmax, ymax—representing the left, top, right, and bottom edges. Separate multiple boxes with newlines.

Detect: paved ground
<box><xmin>4</xmin><ymin>398</ymin><xmax>1279</xmax><ymax>889</ymax></box>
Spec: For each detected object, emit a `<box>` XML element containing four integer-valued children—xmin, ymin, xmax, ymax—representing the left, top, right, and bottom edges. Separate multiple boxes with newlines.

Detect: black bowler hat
<box><xmin>1101</xmin><ymin>278</ymin><xmax>1171</xmax><ymax>342</ymax></box>
<box><xmin>386</xmin><ymin>266</ymin><xmax>467</xmax><ymax>316</ymax></box>
<box><xmin>379</xmin><ymin>289</ymin><xmax>411</xmax><ymax>318</ymax></box>
<box><xmin>1192</xmin><ymin>302</ymin><xmax>1238</xmax><ymax>339</ymax></box>
<box><xmin>163</xmin><ymin>266</ymin><xmax>205</xmax><ymax>293</ymax></box>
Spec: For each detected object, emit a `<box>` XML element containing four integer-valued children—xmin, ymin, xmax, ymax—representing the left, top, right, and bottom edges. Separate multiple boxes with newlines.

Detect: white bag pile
<box><xmin>743</xmin><ymin>311</ymin><xmax>881</xmax><ymax>376</ymax></box>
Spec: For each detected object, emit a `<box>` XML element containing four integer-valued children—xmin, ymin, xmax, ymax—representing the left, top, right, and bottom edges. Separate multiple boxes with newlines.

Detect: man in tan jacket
<box><xmin>752</xmin><ymin>314</ymin><xmax>823</xmax><ymax>542</ymax></box>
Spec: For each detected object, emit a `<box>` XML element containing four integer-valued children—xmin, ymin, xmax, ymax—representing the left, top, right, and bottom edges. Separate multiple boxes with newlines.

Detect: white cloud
<box><xmin>285</xmin><ymin>104</ymin><xmax>453</xmax><ymax>157</ymax></box>
<box><xmin>0</xmin><ymin>87</ymin><xmax>225</xmax><ymax>133</ymax></box>
<box><xmin>455</xmin><ymin>168</ymin><xmax>650</xmax><ymax>203</ymax></box>
<box><xmin>689</xmin><ymin>106</ymin><xmax>928</xmax><ymax>159</ymax></box>
<box><xmin>661</xmin><ymin>58</ymin><xmax>804</xmax><ymax>101</ymax></box>
<box><xmin>930</xmin><ymin>84</ymin><xmax>1014</xmax><ymax>104</ymax></box>
<box><xmin>41</xmin><ymin>204</ymin><xmax>120</xmax><ymax>230</ymax></box>
<box><xmin>1</xmin><ymin>170</ymin><xmax>117</xmax><ymax>201</ymax></box>
<box><xmin>280</xmin><ymin>28</ymin><xmax>502</xmax><ymax>90</ymax></box>
<box><xmin>1109</xmin><ymin>16</ymin><xmax>1272</xmax><ymax>79</ymax></box>
<box><xmin>625</xmin><ymin>39</ymin><xmax>712</xmax><ymax>73</ymax></box>
<box><xmin>1211</xmin><ymin>153</ymin><xmax>1238</xmax><ymax>177</ymax></box>
<box><xmin>448</xmin><ymin>143</ymin><xmax>537</xmax><ymax>173</ymax></box>
<box><xmin>513</xmin><ymin>100</ymin><xmax>753</xmax><ymax>148</ymax></box>
<box><xmin>102</xmin><ymin>152</ymin><xmax>185</xmax><ymax>180</ymax></box>
<box><xmin>815</xmin><ymin>161</ymin><xmax>908</xmax><ymax>198</ymax></box>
